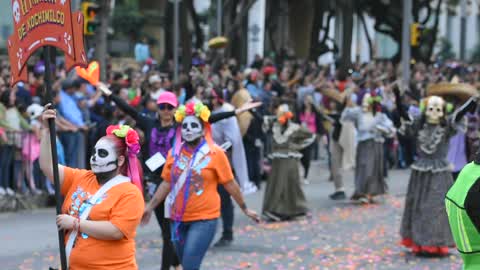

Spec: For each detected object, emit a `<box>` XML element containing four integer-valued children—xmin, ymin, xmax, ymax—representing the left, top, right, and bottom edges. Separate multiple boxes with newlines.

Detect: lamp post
<box><xmin>401</xmin><ymin>0</ymin><xmax>412</xmax><ymax>89</ymax></box>
<box><xmin>173</xmin><ymin>0</ymin><xmax>180</xmax><ymax>83</ymax></box>
<box><xmin>217</xmin><ymin>0</ymin><xmax>222</xmax><ymax>35</ymax></box>
<box><xmin>460</xmin><ymin>0</ymin><xmax>467</xmax><ymax>61</ymax></box>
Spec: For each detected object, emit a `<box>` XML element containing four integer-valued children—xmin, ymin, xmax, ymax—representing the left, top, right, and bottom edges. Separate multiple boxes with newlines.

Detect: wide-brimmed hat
<box><xmin>426</xmin><ymin>81</ymin><xmax>477</xmax><ymax>103</ymax></box>
<box><xmin>208</xmin><ymin>36</ymin><xmax>228</xmax><ymax>49</ymax></box>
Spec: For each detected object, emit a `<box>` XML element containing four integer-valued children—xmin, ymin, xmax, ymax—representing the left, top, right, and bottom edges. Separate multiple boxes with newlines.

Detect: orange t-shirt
<box><xmin>61</xmin><ymin>167</ymin><xmax>144</xmax><ymax>270</ymax></box>
<box><xmin>162</xmin><ymin>144</ymin><xmax>234</xmax><ymax>222</ymax></box>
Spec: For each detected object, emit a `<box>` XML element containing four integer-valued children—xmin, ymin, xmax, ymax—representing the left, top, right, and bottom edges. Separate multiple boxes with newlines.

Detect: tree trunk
<box><xmin>288</xmin><ymin>0</ymin><xmax>314</xmax><ymax>59</ymax></box>
<box><xmin>339</xmin><ymin>0</ymin><xmax>354</xmax><ymax>71</ymax></box>
<box><xmin>186</xmin><ymin>0</ymin><xmax>204</xmax><ymax>49</ymax></box>
<box><xmin>426</xmin><ymin>0</ymin><xmax>443</xmax><ymax>62</ymax></box>
<box><xmin>180</xmin><ymin>1</ymin><xmax>192</xmax><ymax>76</ymax></box>
<box><xmin>226</xmin><ymin>0</ymin><xmax>255</xmax><ymax>63</ymax></box>
<box><xmin>94</xmin><ymin>0</ymin><xmax>111</xmax><ymax>81</ymax></box>
<box><xmin>359</xmin><ymin>12</ymin><xmax>374</xmax><ymax>60</ymax></box>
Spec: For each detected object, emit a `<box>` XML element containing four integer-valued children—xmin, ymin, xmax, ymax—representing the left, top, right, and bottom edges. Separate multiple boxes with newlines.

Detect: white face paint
<box><xmin>90</xmin><ymin>138</ymin><xmax>118</xmax><ymax>173</ymax></box>
<box><xmin>181</xmin><ymin>115</ymin><xmax>204</xmax><ymax>142</ymax></box>
<box><xmin>362</xmin><ymin>93</ymin><xmax>371</xmax><ymax>112</ymax></box>
<box><xmin>425</xmin><ymin>96</ymin><xmax>445</xmax><ymax>124</ymax></box>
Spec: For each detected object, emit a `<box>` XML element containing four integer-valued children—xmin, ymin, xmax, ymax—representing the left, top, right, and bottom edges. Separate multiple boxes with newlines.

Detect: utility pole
<box><xmin>460</xmin><ymin>0</ymin><xmax>467</xmax><ymax>61</ymax></box>
<box><xmin>173</xmin><ymin>0</ymin><xmax>180</xmax><ymax>83</ymax></box>
<box><xmin>217</xmin><ymin>0</ymin><xmax>222</xmax><ymax>35</ymax></box>
<box><xmin>401</xmin><ymin>0</ymin><xmax>412</xmax><ymax>90</ymax></box>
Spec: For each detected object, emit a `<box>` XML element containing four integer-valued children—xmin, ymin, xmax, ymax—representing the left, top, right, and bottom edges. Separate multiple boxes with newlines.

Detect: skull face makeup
<box><xmin>181</xmin><ymin>115</ymin><xmax>204</xmax><ymax>142</ymax></box>
<box><xmin>362</xmin><ymin>93</ymin><xmax>372</xmax><ymax>112</ymax></box>
<box><xmin>90</xmin><ymin>138</ymin><xmax>118</xmax><ymax>174</ymax></box>
<box><xmin>425</xmin><ymin>96</ymin><xmax>445</xmax><ymax>124</ymax></box>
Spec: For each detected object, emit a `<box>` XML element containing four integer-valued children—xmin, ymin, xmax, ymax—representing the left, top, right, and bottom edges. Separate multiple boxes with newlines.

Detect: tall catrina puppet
<box><xmin>396</xmin><ymin>85</ymin><xmax>478</xmax><ymax>256</ymax></box>
<box><xmin>261</xmin><ymin>104</ymin><xmax>316</xmax><ymax>221</ymax></box>
<box><xmin>341</xmin><ymin>90</ymin><xmax>395</xmax><ymax>203</ymax></box>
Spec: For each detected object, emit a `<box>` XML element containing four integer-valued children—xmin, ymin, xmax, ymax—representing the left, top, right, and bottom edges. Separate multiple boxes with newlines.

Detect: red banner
<box><xmin>8</xmin><ymin>0</ymin><xmax>88</xmax><ymax>86</ymax></box>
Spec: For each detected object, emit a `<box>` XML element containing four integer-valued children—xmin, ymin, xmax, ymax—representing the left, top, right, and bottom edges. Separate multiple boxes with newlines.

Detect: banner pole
<box><xmin>44</xmin><ymin>45</ymin><xmax>68</xmax><ymax>270</ymax></box>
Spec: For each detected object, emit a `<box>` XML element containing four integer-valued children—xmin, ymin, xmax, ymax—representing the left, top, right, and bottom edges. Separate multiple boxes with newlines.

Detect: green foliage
<box><xmin>437</xmin><ymin>37</ymin><xmax>456</xmax><ymax>61</ymax></box>
<box><xmin>470</xmin><ymin>43</ymin><xmax>480</xmax><ymax>63</ymax></box>
<box><xmin>111</xmin><ymin>0</ymin><xmax>145</xmax><ymax>39</ymax></box>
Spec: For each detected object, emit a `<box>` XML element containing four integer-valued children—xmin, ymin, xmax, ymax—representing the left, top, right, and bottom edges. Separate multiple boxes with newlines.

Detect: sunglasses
<box><xmin>159</xmin><ymin>104</ymin><xmax>175</xmax><ymax>111</ymax></box>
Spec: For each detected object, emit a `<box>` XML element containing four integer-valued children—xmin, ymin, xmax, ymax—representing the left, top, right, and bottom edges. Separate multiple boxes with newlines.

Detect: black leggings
<box><xmin>301</xmin><ymin>144</ymin><xmax>313</xmax><ymax>179</ymax></box>
<box><xmin>154</xmin><ymin>200</ymin><xmax>181</xmax><ymax>269</ymax></box>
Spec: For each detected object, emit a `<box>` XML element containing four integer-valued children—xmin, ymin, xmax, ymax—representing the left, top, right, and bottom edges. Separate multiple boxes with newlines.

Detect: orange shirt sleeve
<box><xmin>161</xmin><ymin>152</ymin><xmax>174</xmax><ymax>183</ymax></box>
<box><xmin>109</xmin><ymin>186</ymin><xmax>144</xmax><ymax>240</ymax></box>
<box><xmin>61</xmin><ymin>167</ymin><xmax>89</xmax><ymax>196</ymax></box>
<box><xmin>213</xmin><ymin>147</ymin><xmax>234</xmax><ymax>185</ymax></box>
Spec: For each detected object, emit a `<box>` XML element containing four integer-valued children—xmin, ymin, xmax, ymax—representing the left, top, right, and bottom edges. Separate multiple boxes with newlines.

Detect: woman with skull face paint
<box><xmin>395</xmin><ymin>87</ymin><xmax>478</xmax><ymax>256</ymax></box>
<box><xmin>99</xmin><ymin>86</ymin><xmax>260</xmax><ymax>270</ymax></box>
<box><xmin>341</xmin><ymin>91</ymin><xmax>395</xmax><ymax>203</ymax></box>
<box><xmin>39</xmin><ymin>106</ymin><xmax>145</xmax><ymax>269</ymax></box>
<box><xmin>141</xmin><ymin>101</ymin><xmax>260</xmax><ymax>270</ymax></box>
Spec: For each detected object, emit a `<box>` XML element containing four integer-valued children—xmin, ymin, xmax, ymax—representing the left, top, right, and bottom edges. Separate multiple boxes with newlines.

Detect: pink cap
<box><xmin>157</xmin><ymin>91</ymin><xmax>178</xmax><ymax>107</ymax></box>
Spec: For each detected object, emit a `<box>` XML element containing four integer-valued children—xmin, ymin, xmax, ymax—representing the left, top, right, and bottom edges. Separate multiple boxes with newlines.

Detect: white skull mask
<box><xmin>181</xmin><ymin>116</ymin><xmax>204</xmax><ymax>142</ymax></box>
<box><xmin>425</xmin><ymin>96</ymin><xmax>445</xmax><ymax>124</ymax></box>
<box><xmin>90</xmin><ymin>138</ymin><xmax>118</xmax><ymax>173</ymax></box>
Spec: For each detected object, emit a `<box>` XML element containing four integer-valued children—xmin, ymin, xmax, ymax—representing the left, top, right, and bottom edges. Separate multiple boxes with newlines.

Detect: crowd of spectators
<box><xmin>0</xmin><ymin>51</ymin><xmax>479</xmax><ymax>207</ymax></box>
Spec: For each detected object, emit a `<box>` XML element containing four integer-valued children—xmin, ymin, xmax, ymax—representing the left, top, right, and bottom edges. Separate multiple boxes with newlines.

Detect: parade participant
<box><xmin>298</xmin><ymin>95</ymin><xmax>325</xmax><ymax>181</ymax></box>
<box><xmin>397</xmin><ymin>87</ymin><xmax>477</xmax><ymax>256</ymax></box>
<box><xmin>446</xmin><ymin>149</ymin><xmax>480</xmax><ymax>269</ymax></box>
<box><xmin>341</xmin><ymin>91</ymin><xmax>395</xmax><ymax>203</ymax></box>
<box><xmin>101</xmin><ymin>85</ymin><xmax>260</xmax><ymax>269</ymax></box>
<box><xmin>39</xmin><ymin>106</ymin><xmax>144</xmax><ymax>269</ymax></box>
<box><xmin>141</xmin><ymin>101</ymin><xmax>259</xmax><ymax>270</ymax></box>
<box><xmin>262</xmin><ymin>104</ymin><xmax>315</xmax><ymax>221</ymax></box>
<box><xmin>207</xmin><ymin>88</ymin><xmax>257</xmax><ymax>247</ymax></box>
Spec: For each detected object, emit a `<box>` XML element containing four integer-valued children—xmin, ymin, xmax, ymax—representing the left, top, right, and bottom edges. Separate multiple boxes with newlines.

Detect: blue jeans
<box><xmin>59</xmin><ymin>132</ymin><xmax>81</xmax><ymax>168</ymax></box>
<box><xmin>218</xmin><ymin>185</ymin><xmax>234</xmax><ymax>239</ymax></box>
<box><xmin>0</xmin><ymin>145</ymin><xmax>14</xmax><ymax>189</ymax></box>
<box><xmin>171</xmin><ymin>219</ymin><xmax>218</xmax><ymax>270</ymax></box>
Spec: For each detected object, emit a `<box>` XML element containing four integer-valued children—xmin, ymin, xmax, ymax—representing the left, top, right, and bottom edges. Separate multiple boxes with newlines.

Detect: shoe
<box><xmin>329</xmin><ymin>191</ymin><xmax>346</xmax><ymax>200</ymax></box>
<box><xmin>263</xmin><ymin>211</ymin><xmax>282</xmax><ymax>222</ymax></box>
<box><xmin>213</xmin><ymin>237</ymin><xmax>233</xmax><ymax>247</ymax></box>
<box><xmin>358</xmin><ymin>196</ymin><xmax>369</xmax><ymax>204</ymax></box>
<box><xmin>303</xmin><ymin>180</ymin><xmax>310</xmax><ymax>185</ymax></box>
<box><xmin>6</xmin><ymin>188</ymin><xmax>15</xmax><ymax>196</ymax></box>
<box><xmin>0</xmin><ymin>187</ymin><xmax>6</xmax><ymax>196</ymax></box>
<box><xmin>32</xmin><ymin>189</ymin><xmax>43</xmax><ymax>195</ymax></box>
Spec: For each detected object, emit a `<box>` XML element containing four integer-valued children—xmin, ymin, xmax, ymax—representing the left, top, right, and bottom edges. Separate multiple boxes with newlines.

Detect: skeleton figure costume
<box><xmin>341</xmin><ymin>92</ymin><xmax>395</xmax><ymax>202</ymax></box>
<box><xmin>261</xmin><ymin>105</ymin><xmax>315</xmax><ymax>221</ymax></box>
<box><xmin>397</xmin><ymin>91</ymin><xmax>477</xmax><ymax>255</ymax></box>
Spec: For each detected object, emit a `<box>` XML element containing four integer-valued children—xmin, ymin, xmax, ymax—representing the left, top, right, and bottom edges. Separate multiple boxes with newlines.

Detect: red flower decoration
<box><xmin>126</xmin><ymin>129</ymin><xmax>139</xmax><ymax>145</ymax></box>
<box><xmin>185</xmin><ymin>102</ymin><xmax>195</xmax><ymax>115</ymax></box>
<box><xmin>106</xmin><ymin>125</ymin><xmax>120</xmax><ymax>135</ymax></box>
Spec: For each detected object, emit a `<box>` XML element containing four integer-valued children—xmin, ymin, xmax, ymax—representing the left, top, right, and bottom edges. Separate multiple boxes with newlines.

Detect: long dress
<box><xmin>262</xmin><ymin>121</ymin><xmax>315</xmax><ymax>219</ymax></box>
<box><xmin>341</xmin><ymin>107</ymin><xmax>395</xmax><ymax>198</ymax></box>
<box><xmin>400</xmin><ymin>119</ymin><xmax>457</xmax><ymax>255</ymax></box>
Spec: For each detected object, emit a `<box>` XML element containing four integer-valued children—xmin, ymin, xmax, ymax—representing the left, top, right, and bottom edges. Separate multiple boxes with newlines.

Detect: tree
<box><xmin>94</xmin><ymin>0</ymin><xmax>112</xmax><ymax>81</ymax></box>
<box><xmin>360</xmin><ymin>0</ymin><xmax>445</xmax><ymax>63</ymax></box>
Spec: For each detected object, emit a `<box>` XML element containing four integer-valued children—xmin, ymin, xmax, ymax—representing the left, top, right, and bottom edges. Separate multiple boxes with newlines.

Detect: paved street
<box><xmin>0</xmin><ymin>162</ymin><xmax>463</xmax><ymax>270</ymax></box>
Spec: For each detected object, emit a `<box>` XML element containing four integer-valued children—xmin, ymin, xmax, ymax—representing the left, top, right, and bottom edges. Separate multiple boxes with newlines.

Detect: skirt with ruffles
<box><xmin>352</xmin><ymin>139</ymin><xmax>387</xmax><ymax>197</ymax></box>
<box><xmin>262</xmin><ymin>158</ymin><xmax>308</xmax><ymax>218</ymax></box>
<box><xmin>400</xmin><ymin>168</ymin><xmax>455</xmax><ymax>255</ymax></box>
